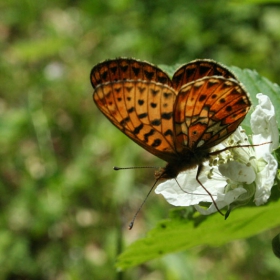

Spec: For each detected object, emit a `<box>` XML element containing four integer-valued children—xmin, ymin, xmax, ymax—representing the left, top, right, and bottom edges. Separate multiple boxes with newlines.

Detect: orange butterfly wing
<box><xmin>91</xmin><ymin>58</ymin><xmax>172</xmax><ymax>88</ymax></box>
<box><xmin>172</xmin><ymin>59</ymin><xmax>237</xmax><ymax>91</ymax></box>
<box><xmin>91</xmin><ymin>59</ymin><xmax>178</xmax><ymax>162</ymax></box>
<box><xmin>173</xmin><ymin>76</ymin><xmax>251</xmax><ymax>153</ymax></box>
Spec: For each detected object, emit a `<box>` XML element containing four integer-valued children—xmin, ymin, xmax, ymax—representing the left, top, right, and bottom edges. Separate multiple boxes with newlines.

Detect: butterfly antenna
<box><xmin>128</xmin><ymin>178</ymin><xmax>160</xmax><ymax>230</ymax></box>
<box><xmin>113</xmin><ymin>165</ymin><xmax>159</xmax><ymax>229</ymax></box>
<box><xmin>114</xmin><ymin>166</ymin><xmax>158</xmax><ymax>171</ymax></box>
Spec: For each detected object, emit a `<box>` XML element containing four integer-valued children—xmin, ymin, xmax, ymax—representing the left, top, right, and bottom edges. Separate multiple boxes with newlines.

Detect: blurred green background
<box><xmin>1</xmin><ymin>0</ymin><xmax>280</xmax><ymax>279</ymax></box>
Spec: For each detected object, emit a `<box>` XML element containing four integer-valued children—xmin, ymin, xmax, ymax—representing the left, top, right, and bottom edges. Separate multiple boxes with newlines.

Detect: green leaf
<box><xmin>230</xmin><ymin>66</ymin><xmax>280</xmax><ymax>126</ymax></box>
<box><xmin>117</xmin><ymin>200</ymin><xmax>280</xmax><ymax>269</ymax></box>
<box><xmin>158</xmin><ymin>63</ymin><xmax>182</xmax><ymax>77</ymax></box>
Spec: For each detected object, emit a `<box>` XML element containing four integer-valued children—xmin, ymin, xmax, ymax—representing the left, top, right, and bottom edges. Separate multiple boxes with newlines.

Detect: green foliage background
<box><xmin>1</xmin><ymin>0</ymin><xmax>280</xmax><ymax>279</ymax></box>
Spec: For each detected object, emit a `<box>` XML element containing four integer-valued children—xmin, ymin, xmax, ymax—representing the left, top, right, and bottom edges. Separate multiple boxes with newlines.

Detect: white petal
<box><xmin>254</xmin><ymin>153</ymin><xmax>278</xmax><ymax>205</ymax></box>
<box><xmin>249</xmin><ymin>93</ymin><xmax>278</xmax><ymax>205</ymax></box>
<box><xmin>194</xmin><ymin>187</ymin><xmax>247</xmax><ymax>215</ymax></box>
<box><xmin>155</xmin><ymin>165</ymin><xmax>226</xmax><ymax>206</ymax></box>
<box><xmin>218</xmin><ymin>161</ymin><xmax>256</xmax><ymax>184</ymax></box>
<box><xmin>251</xmin><ymin>93</ymin><xmax>279</xmax><ymax>150</ymax></box>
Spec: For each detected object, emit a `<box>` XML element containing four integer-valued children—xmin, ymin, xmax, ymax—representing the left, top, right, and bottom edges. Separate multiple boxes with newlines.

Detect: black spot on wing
<box><xmin>198</xmin><ymin>65</ymin><xmax>210</xmax><ymax>76</ymax></box>
<box><xmin>236</xmin><ymin>97</ymin><xmax>247</xmax><ymax>105</ymax></box>
<box><xmin>101</xmin><ymin>71</ymin><xmax>108</xmax><ymax>80</ymax></box>
<box><xmin>152</xmin><ymin>138</ymin><xmax>161</xmax><ymax>147</ymax></box>
<box><xmin>199</xmin><ymin>94</ymin><xmax>207</xmax><ymax>102</ymax></box>
<box><xmin>172</xmin><ymin>72</ymin><xmax>184</xmax><ymax>86</ymax></box>
<box><xmin>164</xmin><ymin>129</ymin><xmax>173</xmax><ymax>137</ymax></box>
<box><xmin>225</xmin><ymin>106</ymin><xmax>232</xmax><ymax>112</ymax></box>
<box><xmin>151</xmin><ymin>119</ymin><xmax>161</xmax><ymax>126</ymax></box>
<box><xmin>144</xmin><ymin>129</ymin><xmax>155</xmax><ymax>142</ymax></box>
<box><xmin>132</xmin><ymin>66</ymin><xmax>140</xmax><ymax>76</ymax></box>
<box><xmin>120</xmin><ymin>65</ymin><xmax>128</xmax><ymax>73</ymax></box>
<box><xmin>144</xmin><ymin>70</ymin><xmax>155</xmax><ymax>80</ymax></box>
<box><xmin>163</xmin><ymin>92</ymin><xmax>173</xmax><ymax>99</ymax></box>
<box><xmin>158</xmin><ymin>76</ymin><xmax>168</xmax><ymax>84</ymax></box>
<box><xmin>185</xmin><ymin>68</ymin><xmax>196</xmax><ymax>78</ymax></box>
<box><xmin>138</xmin><ymin>113</ymin><xmax>148</xmax><ymax>119</ymax></box>
<box><xmin>110</xmin><ymin>66</ymin><xmax>118</xmax><ymax>75</ymax></box>
<box><xmin>120</xmin><ymin>116</ymin><xmax>130</xmax><ymax>126</ymax></box>
<box><xmin>138</xmin><ymin>87</ymin><xmax>146</xmax><ymax>93</ymax></box>
<box><xmin>125</xmin><ymin>86</ymin><xmax>133</xmax><ymax>92</ymax></box>
<box><xmin>161</xmin><ymin>112</ymin><xmax>173</xmax><ymax>120</ymax></box>
<box><xmin>133</xmin><ymin>123</ymin><xmax>143</xmax><ymax>134</ymax></box>
<box><xmin>151</xmin><ymin>89</ymin><xmax>160</xmax><ymax>96</ymax></box>
<box><xmin>114</xmin><ymin>87</ymin><xmax>121</xmax><ymax>93</ymax></box>
<box><xmin>128</xmin><ymin>107</ymin><xmax>135</xmax><ymax>113</ymax></box>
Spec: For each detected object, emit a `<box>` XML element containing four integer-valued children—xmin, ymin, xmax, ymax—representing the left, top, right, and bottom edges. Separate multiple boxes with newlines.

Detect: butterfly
<box><xmin>90</xmin><ymin>58</ymin><xmax>251</xmax><ymax>218</ymax></box>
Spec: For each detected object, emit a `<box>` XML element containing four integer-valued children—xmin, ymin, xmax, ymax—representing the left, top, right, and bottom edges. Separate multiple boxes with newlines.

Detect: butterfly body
<box><xmin>91</xmin><ymin>58</ymin><xmax>251</xmax><ymax>183</ymax></box>
<box><xmin>155</xmin><ymin>148</ymin><xmax>211</xmax><ymax>180</ymax></box>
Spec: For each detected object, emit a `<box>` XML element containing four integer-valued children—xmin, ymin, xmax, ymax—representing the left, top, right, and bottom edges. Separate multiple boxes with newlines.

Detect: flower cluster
<box><xmin>155</xmin><ymin>94</ymin><xmax>279</xmax><ymax>215</ymax></box>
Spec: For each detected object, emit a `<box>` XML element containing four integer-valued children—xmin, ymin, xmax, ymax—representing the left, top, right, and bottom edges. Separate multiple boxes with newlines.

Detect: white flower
<box><xmin>155</xmin><ymin>93</ymin><xmax>278</xmax><ymax>215</ymax></box>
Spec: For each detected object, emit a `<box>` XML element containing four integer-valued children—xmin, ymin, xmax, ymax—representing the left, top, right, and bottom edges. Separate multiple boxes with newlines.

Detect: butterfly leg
<box><xmin>196</xmin><ymin>164</ymin><xmax>224</xmax><ymax>216</ymax></box>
